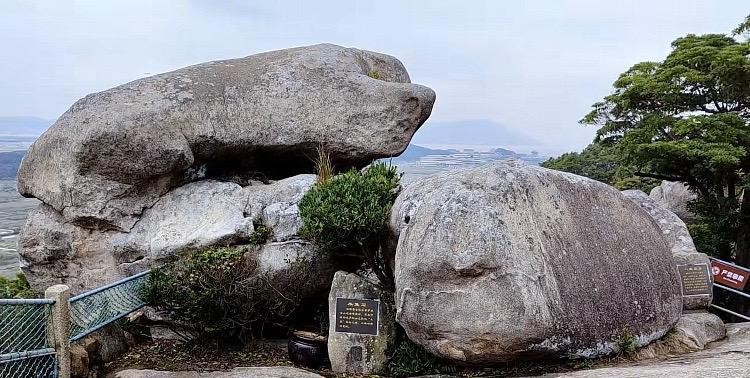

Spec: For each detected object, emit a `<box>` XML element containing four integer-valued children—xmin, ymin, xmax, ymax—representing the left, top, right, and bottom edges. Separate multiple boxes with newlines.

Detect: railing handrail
<box><xmin>0</xmin><ymin>348</ymin><xmax>56</xmax><ymax>363</ymax></box>
<box><xmin>714</xmin><ymin>283</ymin><xmax>750</xmax><ymax>299</ymax></box>
<box><xmin>711</xmin><ymin>304</ymin><xmax>750</xmax><ymax>322</ymax></box>
<box><xmin>69</xmin><ymin>270</ymin><xmax>150</xmax><ymax>302</ymax></box>
<box><xmin>0</xmin><ymin>298</ymin><xmax>54</xmax><ymax>305</ymax></box>
<box><xmin>709</xmin><ymin>257</ymin><xmax>750</xmax><ymax>273</ymax></box>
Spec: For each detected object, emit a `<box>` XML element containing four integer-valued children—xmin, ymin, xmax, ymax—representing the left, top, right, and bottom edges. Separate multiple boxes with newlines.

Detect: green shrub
<box><xmin>299</xmin><ymin>162</ymin><xmax>400</xmax><ymax>289</ymax></box>
<box><xmin>142</xmin><ymin>246</ymin><xmax>310</xmax><ymax>341</ymax></box>
<box><xmin>248</xmin><ymin>224</ymin><xmax>272</xmax><ymax>245</ymax></box>
<box><xmin>388</xmin><ymin>338</ymin><xmax>442</xmax><ymax>377</ymax></box>
<box><xmin>0</xmin><ymin>273</ymin><xmax>37</xmax><ymax>299</ymax></box>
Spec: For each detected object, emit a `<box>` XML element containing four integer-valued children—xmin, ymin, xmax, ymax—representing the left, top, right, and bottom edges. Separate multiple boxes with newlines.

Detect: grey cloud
<box><xmin>0</xmin><ymin>0</ymin><xmax>747</xmax><ymax>153</ymax></box>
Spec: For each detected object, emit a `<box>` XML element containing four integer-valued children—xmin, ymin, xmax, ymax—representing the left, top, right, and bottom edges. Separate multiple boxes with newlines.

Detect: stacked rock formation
<box><xmin>17</xmin><ymin>44</ymin><xmax>436</xmax><ymax>293</ymax></box>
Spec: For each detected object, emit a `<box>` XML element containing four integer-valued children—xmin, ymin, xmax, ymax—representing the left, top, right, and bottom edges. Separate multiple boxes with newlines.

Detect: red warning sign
<box><xmin>711</xmin><ymin>259</ymin><xmax>750</xmax><ymax>291</ymax></box>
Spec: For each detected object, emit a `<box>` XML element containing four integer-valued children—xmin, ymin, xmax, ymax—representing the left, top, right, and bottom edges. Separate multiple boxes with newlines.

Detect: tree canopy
<box><xmin>541</xmin><ymin>142</ymin><xmax>657</xmax><ymax>192</ymax></box>
<box><xmin>548</xmin><ymin>17</ymin><xmax>750</xmax><ymax>263</ymax></box>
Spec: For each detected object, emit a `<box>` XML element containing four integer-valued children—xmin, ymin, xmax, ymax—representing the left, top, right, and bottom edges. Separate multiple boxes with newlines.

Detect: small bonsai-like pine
<box><xmin>299</xmin><ymin>162</ymin><xmax>400</xmax><ymax>290</ymax></box>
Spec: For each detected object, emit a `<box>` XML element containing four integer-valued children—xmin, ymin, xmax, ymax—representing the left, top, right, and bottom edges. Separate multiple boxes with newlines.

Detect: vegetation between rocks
<box><xmin>387</xmin><ymin>334</ymin><xmax>444</xmax><ymax>377</ymax></box>
<box><xmin>613</xmin><ymin>328</ymin><xmax>637</xmax><ymax>357</ymax></box>
<box><xmin>142</xmin><ymin>245</ymin><xmax>313</xmax><ymax>343</ymax></box>
<box><xmin>300</xmin><ymin>160</ymin><xmax>400</xmax><ymax>290</ymax></box>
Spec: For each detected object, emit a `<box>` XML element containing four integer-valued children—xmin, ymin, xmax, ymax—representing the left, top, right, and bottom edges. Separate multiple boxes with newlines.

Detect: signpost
<box><xmin>711</xmin><ymin>259</ymin><xmax>750</xmax><ymax>291</ymax></box>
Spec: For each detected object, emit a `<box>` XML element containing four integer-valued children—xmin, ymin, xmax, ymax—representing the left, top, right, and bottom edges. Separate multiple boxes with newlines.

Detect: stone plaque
<box><xmin>678</xmin><ymin>264</ymin><xmax>712</xmax><ymax>296</ymax></box>
<box><xmin>335</xmin><ymin>298</ymin><xmax>379</xmax><ymax>335</ymax></box>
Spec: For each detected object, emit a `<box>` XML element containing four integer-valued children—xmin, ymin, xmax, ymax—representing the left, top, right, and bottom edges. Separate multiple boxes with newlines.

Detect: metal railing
<box><xmin>711</xmin><ymin>284</ymin><xmax>750</xmax><ymax>321</ymax></box>
<box><xmin>709</xmin><ymin>257</ymin><xmax>750</xmax><ymax>322</ymax></box>
<box><xmin>69</xmin><ymin>271</ymin><xmax>150</xmax><ymax>342</ymax></box>
<box><xmin>0</xmin><ymin>298</ymin><xmax>58</xmax><ymax>377</ymax></box>
<box><xmin>0</xmin><ymin>270</ymin><xmax>151</xmax><ymax>377</ymax></box>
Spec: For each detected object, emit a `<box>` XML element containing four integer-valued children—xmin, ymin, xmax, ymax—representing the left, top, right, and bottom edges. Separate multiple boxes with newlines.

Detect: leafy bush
<box><xmin>142</xmin><ymin>246</ymin><xmax>311</xmax><ymax>341</ymax></box>
<box><xmin>0</xmin><ymin>273</ymin><xmax>37</xmax><ymax>299</ymax></box>
<box><xmin>388</xmin><ymin>338</ymin><xmax>442</xmax><ymax>377</ymax></box>
<box><xmin>299</xmin><ymin>162</ymin><xmax>400</xmax><ymax>289</ymax></box>
<box><xmin>367</xmin><ymin>70</ymin><xmax>382</xmax><ymax>80</ymax></box>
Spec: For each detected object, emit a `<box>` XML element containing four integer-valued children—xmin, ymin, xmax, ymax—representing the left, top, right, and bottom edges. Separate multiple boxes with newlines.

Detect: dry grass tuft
<box><xmin>315</xmin><ymin>145</ymin><xmax>334</xmax><ymax>184</ymax></box>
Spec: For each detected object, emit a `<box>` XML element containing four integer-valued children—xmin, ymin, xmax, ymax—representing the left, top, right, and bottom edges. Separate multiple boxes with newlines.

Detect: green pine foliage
<box><xmin>299</xmin><ymin>162</ymin><xmax>400</xmax><ymax>289</ymax></box>
<box><xmin>541</xmin><ymin>142</ymin><xmax>658</xmax><ymax>192</ymax></box>
<box><xmin>549</xmin><ymin>15</ymin><xmax>750</xmax><ymax>262</ymax></box>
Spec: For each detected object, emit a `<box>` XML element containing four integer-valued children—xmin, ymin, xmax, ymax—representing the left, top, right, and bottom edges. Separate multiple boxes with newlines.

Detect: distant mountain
<box><xmin>0</xmin><ymin>117</ymin><xmax>53</xmax><ymax>136</ymax></box>
<box><xmin>389</xmin><ymin>144</ymin><xmax>453</xmax><ymax>163</ymax></box>
<box><xmin>411</xmin><ymin>119</ymin><xmax>537</xmax><ymax>147</ymax></box>
<box><xmin>0</xmin><ymin>151</ymin><xmax>26</xmax><ymax>179</ymax></box>
<box><xmin>392</xmin><ymin>144</ymin><xmax>545</xmax><ymax>164</ymax></box>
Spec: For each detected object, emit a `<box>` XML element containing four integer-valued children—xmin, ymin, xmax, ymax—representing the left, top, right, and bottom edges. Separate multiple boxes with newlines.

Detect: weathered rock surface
<box><xmin>622</xmin><ymin>190</ymin><xmax>698</xmax><ymax>256</ymax></box>
<box><xmin>622</xmin><ymin>190</ymin><xmax>712</xmax><ymax>309</ymax></box>
<box><xmin>328</xmin><ymin>271</ymin><xmax>395</xmax><ymax>375</ymax></box>
<box><xmin>390</xmin><ymin>161</ymin><xmax>682</xmax><ymax>365</ymax></box>
<box><xmin>71</xmin><ymin>326</ymin><xmax>135</xmax><ymax>377</ymax></box>
<box><xmin>114</xmin><ymin>366</ymin><xmax>325</xmax><ymax>378</ymax></box>
<box><xmin>18</xmin><ymin>43</ymin><xmax>435</xmax><ymax>231</ymax></box>
<box><xmin>634</xmin><ymin>312</ymin><xmax>726</xmax><ymax>359</ymax></box>
<box><xmin>536</xmin><ymin>322</ymin><xmax>749</xmax><ymax>378</ymax></box>
<box><xmin>19</xmin><ymin>175</ymin><xmax>328</xmax><ymax>293</ymax></box>
<box><xmin>649</xmin><ymin>180</ymin><xmax>697</xmax><ymax>221</ymax></box>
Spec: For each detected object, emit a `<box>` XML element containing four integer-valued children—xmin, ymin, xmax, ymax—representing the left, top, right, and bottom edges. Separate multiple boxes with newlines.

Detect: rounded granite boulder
<box><xmin>390</xmin><ymin>161</ymin><xmax>682</xmax><ymax>365</ymax></box>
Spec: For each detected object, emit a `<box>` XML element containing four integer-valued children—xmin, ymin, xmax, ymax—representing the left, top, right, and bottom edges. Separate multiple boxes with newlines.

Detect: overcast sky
<box><xmin>1</xmin><ymin>1</ymin><xmax>747</xmax><ymax>153</ymax></box>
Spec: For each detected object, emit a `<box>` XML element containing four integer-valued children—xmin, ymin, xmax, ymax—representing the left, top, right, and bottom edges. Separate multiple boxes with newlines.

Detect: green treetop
<box><xmin>582</xmin><ymin>19</ymin><xmax>750</xmax><ymax>261</ymax></box>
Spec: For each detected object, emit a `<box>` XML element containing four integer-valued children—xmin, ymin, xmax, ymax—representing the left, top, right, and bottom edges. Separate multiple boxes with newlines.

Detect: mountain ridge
<box><xmin>412</xmin><ymin>119</ymin><xmax>538</xmax><ymax>147</ymax></box>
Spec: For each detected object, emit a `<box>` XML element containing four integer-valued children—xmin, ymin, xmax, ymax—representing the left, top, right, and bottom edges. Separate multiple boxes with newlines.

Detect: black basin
<box><xmin>288</xmin><ymin>330</ymin><xmax>328</xmax><ymax>369</ymax></box>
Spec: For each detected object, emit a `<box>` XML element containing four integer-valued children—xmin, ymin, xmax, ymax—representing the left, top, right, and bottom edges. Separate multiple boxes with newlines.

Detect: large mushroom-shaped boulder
<box><xmin>18</xmin><ymin>43</ymin><xmax>435</xmax><ymax>231</ymax></box>
<box><xmin>390</xmin><ymin>161</ymin><xmax>682</xmax><ymax>365</ymax></box>
<box><xmin>17</xmin><ymin>44</ymin><xmax>434</xmax><ymax>292</ymax></box>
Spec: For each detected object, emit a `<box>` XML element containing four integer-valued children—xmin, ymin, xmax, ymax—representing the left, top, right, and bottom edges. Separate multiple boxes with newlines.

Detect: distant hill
<box><xmin>392</xmin><ymin>144</ymin><xmax>545</xmax><ymax>164</ymax></box>
<box><xmin>390</xmin><ymin>144</ymin><xmax>453</xmax><ymax>163</ymax></box>
<box><xmin>0</xmin><ymin>151</ymin><xmax>26</xmax><ymax>179</ymax></box>
<box><xmin>0</xmin><ymin>117</ymin><xmax>53</xmax><ymax>136</ymax></box>
<box><xmin>411</xmin><ymin>119</ymin><xmax>538</xmax><ymax>147</ymax></box>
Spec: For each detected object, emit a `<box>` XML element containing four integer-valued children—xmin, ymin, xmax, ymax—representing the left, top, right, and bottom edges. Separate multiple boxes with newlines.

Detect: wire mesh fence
<box><xmin>0</xmin><ymin>299</ymin><xmax>53</xmax><ymax>354</ymax></box>
<box><xmin>0</xmin><ymin>350</ymin><xmax>57</xmax><ymax>378</ymax></box>
<box><xmin>0</xmin><ymin>299</ymin><xmax>57</xmax><ymax>377</ymax></box>
<box><xmin>69</xmin><ymin>271</ymin><xmax>150</xmax><ymax>341</ymax></box>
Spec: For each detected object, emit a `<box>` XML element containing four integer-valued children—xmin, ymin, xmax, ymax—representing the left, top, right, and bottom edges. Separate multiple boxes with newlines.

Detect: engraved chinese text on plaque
<box><xmin>334</xmin><ymin>298</ymin><xmax>380</xmax><ymax>335</ymax></box>
<box><xmin>678</xmin><ymin>264</ymin><xmax>712</xmax><ymax>296</ymax></box>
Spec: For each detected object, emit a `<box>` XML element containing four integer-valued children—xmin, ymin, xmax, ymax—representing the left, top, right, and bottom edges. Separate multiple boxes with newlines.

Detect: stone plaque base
<box><xmin>327</xmin><ymin>272</ymin><xmax>394</xmax><ymax>375</ymax></box>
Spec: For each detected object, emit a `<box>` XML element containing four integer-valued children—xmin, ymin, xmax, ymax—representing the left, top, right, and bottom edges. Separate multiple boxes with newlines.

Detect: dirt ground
<box><xmin>103</xmin><ymin>338</ymin><xmax>631</xmax><ymax>378</ymax></box>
